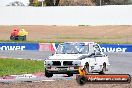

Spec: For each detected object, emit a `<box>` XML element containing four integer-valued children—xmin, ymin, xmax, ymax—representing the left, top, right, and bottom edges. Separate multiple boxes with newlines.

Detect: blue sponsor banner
<box><xmin>54</xmin><ymin>43</ymin><xmax>132</xmax><ymax>52</ymax></box>
<box><xmin>0</xmin><ymin>43</ymin><xmax>39</xmax><ymax>50</ymax></box>
<box><xmin>100</xmin><ymin>44</ymin><xmax>132</xmax><ymax>52</ymax></box>
<box><xmin>1</xmin><ymin>43</ymin><xmax>132</xmax><ymax>52</ymax></box>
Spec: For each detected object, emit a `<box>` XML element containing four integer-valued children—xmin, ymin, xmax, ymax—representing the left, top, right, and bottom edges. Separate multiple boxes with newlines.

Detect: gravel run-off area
<box><xmin>0</xmin><ymin>80</ymin><xmax>132</xmax><ymax>88</ymax></box>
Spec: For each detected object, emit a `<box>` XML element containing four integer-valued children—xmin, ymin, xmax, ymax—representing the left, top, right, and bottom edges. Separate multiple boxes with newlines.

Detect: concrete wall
<box><xmin>0</xmin><ymin>5</ymin><xmax>132</xmax><ymax>26</ymax></box>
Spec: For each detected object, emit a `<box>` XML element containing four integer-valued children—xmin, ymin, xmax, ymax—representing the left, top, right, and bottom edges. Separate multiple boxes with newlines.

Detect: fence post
<box><xmin>100</xmin><ymin>0</ymin><xmax>102</xmax><ymax>6</ymax></box>
<box><xmin>42</xmin><ymin>0</ymin><xmax>44</xmax><ymax>6</ymax></box>
<box><xmin>53</xmin><ymin>0</ymin><xmax>56</xmax><ymax>5</ymax></box>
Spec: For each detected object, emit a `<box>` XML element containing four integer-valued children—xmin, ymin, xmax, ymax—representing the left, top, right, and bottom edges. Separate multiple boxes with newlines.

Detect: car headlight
<box><xmin>45</xmin><ymin>61</ymin><xmax>53</xmax><ymax>66</ymax></box>
<box><xmin>72</xmin><ymin>61</ymin><xmax>81</xmax><ymax>66</ymax></box>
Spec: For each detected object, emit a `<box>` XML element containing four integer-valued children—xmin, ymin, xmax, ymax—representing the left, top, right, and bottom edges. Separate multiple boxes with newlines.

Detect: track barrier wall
<box><xmin>0</xmin><ymin>43</ymin><xmax>132</xmax><ymax>52</ymax></box>
<box><xmin>0</xmin><ymin>6</ymin><xmax>132</xmax><ymax>25</ymax></box>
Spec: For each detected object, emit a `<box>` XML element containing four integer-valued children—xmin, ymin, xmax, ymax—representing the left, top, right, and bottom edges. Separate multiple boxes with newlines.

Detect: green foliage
<box><xmin>34</xmin><ymin>0</ymin><xmax>39</xmax><ymax>6</ymax></box>
<box><xmin>0</xmin><ymin>58</ymin><xmax>44</xmax><ymax>76</ymax></box>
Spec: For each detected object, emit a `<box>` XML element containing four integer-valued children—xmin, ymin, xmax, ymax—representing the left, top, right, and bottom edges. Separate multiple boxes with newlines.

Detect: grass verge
<box><xmin>0</xmin><ymin>58</ymin><xmax>44</xmax><ymax>76</ymax></box>
<box><xmin>0</xmin><ymin>40</ymin><xmax>132</xmax><ymax>44</ymax></box>
<box><xmin>0</xmin><ymin>40</ymin><xmax>62</xmax><ymax>44</ymax></box>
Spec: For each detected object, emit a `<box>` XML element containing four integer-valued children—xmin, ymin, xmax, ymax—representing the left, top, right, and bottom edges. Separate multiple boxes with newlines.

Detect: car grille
<box><xmin>63</xmin><ymin>61</ymin><xmax>73</xmax><ymax>66</ymax></box>
<box><xmin>52</xmin><ymin>61</ymin><xmax>61</xmax><ymax>66</ymax></box>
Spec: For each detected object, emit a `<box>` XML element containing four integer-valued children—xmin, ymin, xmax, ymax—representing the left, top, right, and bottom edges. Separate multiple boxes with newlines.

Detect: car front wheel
<box><xmin>45</xmin><ymin>69</ymin><xmax>53</xmax><ymax>77</ymax></box>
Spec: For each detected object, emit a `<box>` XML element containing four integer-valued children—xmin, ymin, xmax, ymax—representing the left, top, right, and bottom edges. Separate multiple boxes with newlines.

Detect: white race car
<box><xmin>44</xmin><ymin>42</ymin><xmax>110</xmax><ymax>77</ymax></box>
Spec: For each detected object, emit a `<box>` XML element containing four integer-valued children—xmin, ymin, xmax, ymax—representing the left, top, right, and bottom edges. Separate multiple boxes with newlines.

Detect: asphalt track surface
<box><xmin>0</xmin><ymin>51</ymin><xmax>132</xmax><ymax>82</ymax></box>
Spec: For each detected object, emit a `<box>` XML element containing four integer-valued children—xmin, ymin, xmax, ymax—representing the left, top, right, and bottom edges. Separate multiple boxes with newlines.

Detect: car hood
<box><xmin>49</xmin><ymin>54</ymin><xmax>87</xmax><ymax>60</ymax></box>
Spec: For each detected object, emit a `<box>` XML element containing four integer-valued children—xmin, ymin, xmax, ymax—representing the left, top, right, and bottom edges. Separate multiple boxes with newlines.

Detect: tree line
<box><xmin>28</xmin><ymin>0</ymin><xmax>132</xmax><ymax>6</ymax></box>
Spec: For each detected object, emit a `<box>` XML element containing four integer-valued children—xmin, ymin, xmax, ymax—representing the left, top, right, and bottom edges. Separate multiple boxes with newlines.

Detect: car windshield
<box><xmin>94</xmin><ymin>44</ymin><xmax>102</xmax><ymax>54</ymax></box>
<box><xmin>56</xmin><ymin>43</ymin><xmax>89</xmax><ymax>54</ymax></box>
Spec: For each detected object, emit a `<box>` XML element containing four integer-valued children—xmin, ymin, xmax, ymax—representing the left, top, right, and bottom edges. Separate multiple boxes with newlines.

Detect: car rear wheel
<box><xmin>84</xmin><ymin>62</ymin><xmax>89</xmax><ymax>74</ymax></box>
<box><xmin>99</xmin><ymin>63</ymin><xmax>106</xmax><ymax>74</ymax></box>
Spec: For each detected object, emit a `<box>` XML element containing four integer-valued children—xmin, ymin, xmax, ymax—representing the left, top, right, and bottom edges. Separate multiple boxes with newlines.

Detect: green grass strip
<box><xmin>0</xmin><ymin>58</ymin><xmax>44</xmax><ymax>76</ymax></box>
